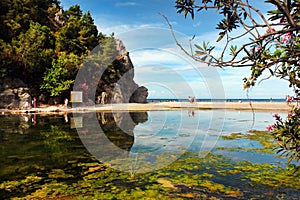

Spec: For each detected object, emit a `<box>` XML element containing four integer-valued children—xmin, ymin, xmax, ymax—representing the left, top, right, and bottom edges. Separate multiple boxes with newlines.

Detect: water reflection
<box><xmin>0</xmin><ymin>110</ymin><xmax>291</xmax><ymax>175</ymax></box>
<box><xmin>1</xmin><ymin>111</ymin><xmax>299</xmax><ymax>199</ymax></box>
<box><xmin>74</xmin><ymin>110</ymin><xmax>223</xmax><ymax>173</ymax></box>
<box><xmin>73</xmin><ymin>111</ymin><xmax>149</xmax><ymax>172</ymax></box>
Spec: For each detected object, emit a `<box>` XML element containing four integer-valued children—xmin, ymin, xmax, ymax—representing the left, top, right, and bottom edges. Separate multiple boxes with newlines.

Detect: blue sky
<box><xmin>61</xmin><ymin>0</ymin><xmax>292</xmax><ymax>99</ymax></box>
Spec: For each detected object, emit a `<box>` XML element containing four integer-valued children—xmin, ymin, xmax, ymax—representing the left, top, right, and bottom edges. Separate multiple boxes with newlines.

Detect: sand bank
<box><xmin>0</xmin><ymin>102</ymin><xmax>292</xmax><ymax>114</ymax></box>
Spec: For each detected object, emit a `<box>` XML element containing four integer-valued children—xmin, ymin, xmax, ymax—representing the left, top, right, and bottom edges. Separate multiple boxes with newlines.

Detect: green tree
<box><xmin>79</xmin><ymin>12</ymin><xmax>99</xmax><ymax>51</ymax></box>
<box><xmin>0</xmin><ymin>40</ymin><xmax>14</xmax><ymax>78</ymax></box>
<box><xmin>0</xmin><ymin>1</ymin><xmax>109</xmax><ymax>103</ymax></box>
<box><xmin>41</xmin><ymin>52</ymin><xmax>82</xmax><ymax>96</ymax></box>
<box><xmin>62</xmin><ymin>4</ymin><xmax>82</xmax><ymax>20</ymax></box>
<box><xmin>56</xmin><ymin>5</ymin><xmax>99</xmax><ymax>56</ymax></box>
<box><xmin>12</xmin><ymin>21</ymin><xmax>54</xmax><ymax>84</ymax></box>
<box><xmin>170</xmin><ymin>0</ymin><xmax>300</xmax><ymax>163</ymax></box>
<box><xmin>0</xmin><ymin>0</ymin><xmax>60</xmax><ymax>42</ymax></box>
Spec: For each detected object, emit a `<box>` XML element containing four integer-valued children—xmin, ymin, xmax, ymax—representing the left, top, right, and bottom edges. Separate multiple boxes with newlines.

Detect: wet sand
<box><xmin>0</xmin><ymin>102</ymin><xmax>292</xmax><ymax>114</ymax></box>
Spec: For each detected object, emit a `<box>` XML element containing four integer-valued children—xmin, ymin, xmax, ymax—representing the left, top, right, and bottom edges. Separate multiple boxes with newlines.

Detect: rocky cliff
<box><xmin>0</xmin><ymin>78</ymin><xmax>32</xmax><ymax>109</ymax></box>
<box><xmin>95</xmin><ymin>39</ymin><xmax>148</xmax><ymax>104</ymax></box>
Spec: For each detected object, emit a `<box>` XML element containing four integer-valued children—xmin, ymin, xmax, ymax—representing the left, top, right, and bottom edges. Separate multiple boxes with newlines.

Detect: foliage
<box><xmin>172</xmin><ymin>0</ymin><xmax>300</xmax><ymax>163</ymax></box>
<box><xmin>0</xmin><ymin>0</ymin><xmax>60</xmax><ymax>41</ymax></box>
<box><xmin>173</xmin><ymin>0</ymin><xmax>300</xmax><ymax>92</ymax></box>
<box><xmin>0</xmin><ymin>39</ymin><xmax>14</xmax><ymax>77</ymax></box>
<box><xmin>0</xmin><ymin>0</ymin><xmax>108</xmax><ymax>99</ymax></box>
<box><xmin>41</xmin><ymin>52</ymin><xmax>82</xmax><ymax>96</ymax></box>
<box><xmin>12</xmin><ymin>21</ymin><xmax>54</xmax><ymax>84</ymax></box>
<box><xmin>267</xmin><ymin>108</ymin><xmax>300</xmax><ymax>163</ymax></box>
<box><xmin>56</xmin><ymin>5</ymin><xmax>99</xmax><ymax>56</ymax></box>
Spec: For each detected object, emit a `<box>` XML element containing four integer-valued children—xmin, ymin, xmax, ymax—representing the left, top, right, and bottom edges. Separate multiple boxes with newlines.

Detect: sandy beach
<box><xmin>0</xmin><ymin>101</ymin><xmax>293</xmax><ymax>114</ymax></box>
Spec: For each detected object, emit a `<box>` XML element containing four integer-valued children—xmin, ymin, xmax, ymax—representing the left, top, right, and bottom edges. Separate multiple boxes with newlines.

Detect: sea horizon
<box><xmin>147</xmin><ymin>98</ymin><xmax>286</xmax><ymax>103</ymax></box>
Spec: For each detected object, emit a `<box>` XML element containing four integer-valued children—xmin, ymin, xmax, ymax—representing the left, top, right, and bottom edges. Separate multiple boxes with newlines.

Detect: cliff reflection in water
<box><xmin>75</xmin><ymin>111</ymin><xmax>148</xmax><ymax>164</ymax></box>
<box><xmin>98</xmin><ymin>112</ymin><xmax>148</xmax><ymax>151</ymax></box>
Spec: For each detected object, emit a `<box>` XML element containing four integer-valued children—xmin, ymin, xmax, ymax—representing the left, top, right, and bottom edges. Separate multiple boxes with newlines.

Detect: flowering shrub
<box><xmin>267</xmin><ymin>107</ymin><xmax>300</xmax><ymax>164</ymax></box>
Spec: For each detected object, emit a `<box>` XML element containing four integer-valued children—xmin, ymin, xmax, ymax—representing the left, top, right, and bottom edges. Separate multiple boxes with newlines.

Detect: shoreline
<box><xmin>0</xmin><ymin>102</ymin><xmax>292</xmax><ymax>114</ymax></box>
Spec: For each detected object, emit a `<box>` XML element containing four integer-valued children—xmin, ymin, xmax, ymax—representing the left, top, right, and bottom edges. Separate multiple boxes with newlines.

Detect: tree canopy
<box><xmin>0</xmin><ymin>0</ymin><xmax>111</xmax><ymax>99</ymax></box>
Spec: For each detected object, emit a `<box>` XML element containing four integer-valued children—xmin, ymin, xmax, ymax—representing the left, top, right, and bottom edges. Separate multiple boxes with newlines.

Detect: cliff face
<box><xmin>96</xmin><ymin>39</ymin><xmax>148</xmax><ymax>104</ymax></box>
<box><xmin>0</xmin><ymin>78</ymin><xmax>32</xmax><ymax>109</ymax></box>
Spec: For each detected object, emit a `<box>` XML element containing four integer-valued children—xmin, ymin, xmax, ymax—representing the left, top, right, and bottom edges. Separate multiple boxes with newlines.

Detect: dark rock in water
<box><xmin>0</xmin><ymin>115</ymin><xmax>30</xmax><ymax>134</ymax></box>
<box><xmin>130</xmin><ymin>86</ymin><xmax>148</xmax><ymax>103</ymax></box>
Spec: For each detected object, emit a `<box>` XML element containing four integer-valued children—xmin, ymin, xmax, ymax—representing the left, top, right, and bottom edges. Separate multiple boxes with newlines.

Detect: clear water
<box><xmin>1</xmin><ymin>110</ymin><xmax>299</xmax><ymax>199</ymax></box>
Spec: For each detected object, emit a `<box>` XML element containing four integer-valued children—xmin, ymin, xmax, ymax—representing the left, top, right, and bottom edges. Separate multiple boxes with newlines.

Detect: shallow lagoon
<box><xmin>1</xmin><ymin>110</ymin><xmax>299</xmax><ymax>199</ymax></box>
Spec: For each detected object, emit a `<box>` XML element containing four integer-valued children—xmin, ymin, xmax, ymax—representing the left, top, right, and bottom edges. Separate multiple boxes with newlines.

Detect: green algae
<box><xmin>1</xmin><ymin>151</ymin><xmax>300</xmax><ymax>199</ymax></box>
<box><xmin>1</xmin><ymin>115</ymin><xmax>300</xmax><ymax>200</ymax></box>
<box><xmin>218</xmin><ymin>130</ymin><xmax>278</xmax><ymax>154</ymax></box>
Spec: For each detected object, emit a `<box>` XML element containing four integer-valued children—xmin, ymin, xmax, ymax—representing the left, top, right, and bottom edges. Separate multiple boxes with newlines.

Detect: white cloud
<box><xmin>115</xmin><ymin>1</ymin><xmax>138</xmax><ymax>7</ymax></box>
<box><xmin>95</xmin><ymin>21</ymin><xmax>165</xmax><ymax>35</ymax></box>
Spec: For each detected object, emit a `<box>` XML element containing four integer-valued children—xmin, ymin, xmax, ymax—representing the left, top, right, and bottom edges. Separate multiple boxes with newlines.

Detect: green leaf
<box><xmin>269</xmin><ymin>69</ymin><xmax>274</xmax><ymax>75</ymax></box>
<box><xmin>243</xmin><ymin>12</ymin><xmax>247</xmax><ymax>20</ymax></box>
<box><xmin>201</xmin><ymin>55</ymin><xmax>208</xmax><ymax>61</ymax></box>
<box><xmin>203</xmin><ymin>41</ymin><xmax>207</xmax><ymax>50</ymax></box>
<box><xmin>195</xmin><ymin>50</ymin><xmax>205</xmax><ymax>56</ymax></box>
<box><xmin>195</xmin><ymin>44</ymin><xmax>203</xmax><ymax>51</ymax></box>
<box><xmin>216</xmin><ymin>32</ymin><xmax>225</xmax><ymax>42</ymax></box>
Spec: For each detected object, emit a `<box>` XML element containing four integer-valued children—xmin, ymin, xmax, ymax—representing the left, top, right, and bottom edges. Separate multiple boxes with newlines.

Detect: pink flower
<box><xmin>280</xmin><ymin>17</ymin><xmax>285</xmax><ymax>23</ymax></box>
<box><xmin>266</xmin><ymin>27</ymin><xmax>276</xmax><ymax>33</ymax></box>
<box><xmin>257</xmin><ymin>46</ymin><xmax>262</xmax><ymax>51</ymax></box>
<box><xmin>250</xmin><ymin>47</ymin><xmax>254</xmax><ymax>52</ymax></box>
<box><xmin>282</xmin><ymin>32</ymin><xmax>292</xmax><ymax>44</ymax></box>
<box><xmin>273</xmin><ymin>113</ymin><xmax>281</xmax><ymax>121</ymax></box>
<box><xmin>287</xmin><ymin>112</ymin><xmax>297</xmax><ymax>120</ymax></box>
<box><xmin>266</xmin><ymin>124</ymin><xmax>276</xmax><ymax>132</ymax></box>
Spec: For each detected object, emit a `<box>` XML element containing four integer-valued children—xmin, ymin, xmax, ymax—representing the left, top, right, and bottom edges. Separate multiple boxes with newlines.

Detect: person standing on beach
<box><xmin>191</xmin><ymin>97</ymin><xmax>196</xmax><ymax>103</ymax></box>
<box><xmin>64</xmin><ymin>98</ymin><xmax>69</xmax><ymax>108</ymax></box>
<box><xmin>286</xmin><ymin>95</ymin><xmax>292</xmax><ymax>105</ymax></box>
<box><xmin>33</xmin><ymin>97</ymin><xmax>37</xmax><ymax>108</ymax></box>
<box><xmin>24</xmin><ymin>101</ymin><xmax>29</xmax><ymax>110</ymax></box>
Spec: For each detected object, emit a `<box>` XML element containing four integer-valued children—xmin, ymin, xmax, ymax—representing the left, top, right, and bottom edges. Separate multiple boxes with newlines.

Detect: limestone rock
<box><xmin>2</xmin><ymin>77</ymin><xmax>27</xmax><ymax>89</ymax></box>
<box><xmin>0</xmin><ymin>89</ymin><xmax>16</xmax><ymax>109</ymax></box>
<box><xmin>0</xmin><ymin>78</ymin><xmax>32</xmax><ymax>109</ymax></box>
<box><xmin>130</xmin><ymin>86</ymin><xmax>148</xmax><ymax>103</ymax></box>
<box><xmin>95</xmin><ymin>39</ymin><xmax>148</xmax><ymax>104</ymax></box>
<box><xmin>111</xmin><ymin>83</ymin><xmax>124</xmax><ymax>103</ymax></box>
<box><xmin>18</xmin><ymin>88</ymin><xmax>31</xmax><ymax>109</ymax></box>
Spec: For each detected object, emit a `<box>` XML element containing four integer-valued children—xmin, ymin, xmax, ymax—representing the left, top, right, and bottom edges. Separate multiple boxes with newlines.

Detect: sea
<box><xmin>147</xmin><ymin>98</ymin><xmax>286</xmax><ymax>103</ymax></box>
